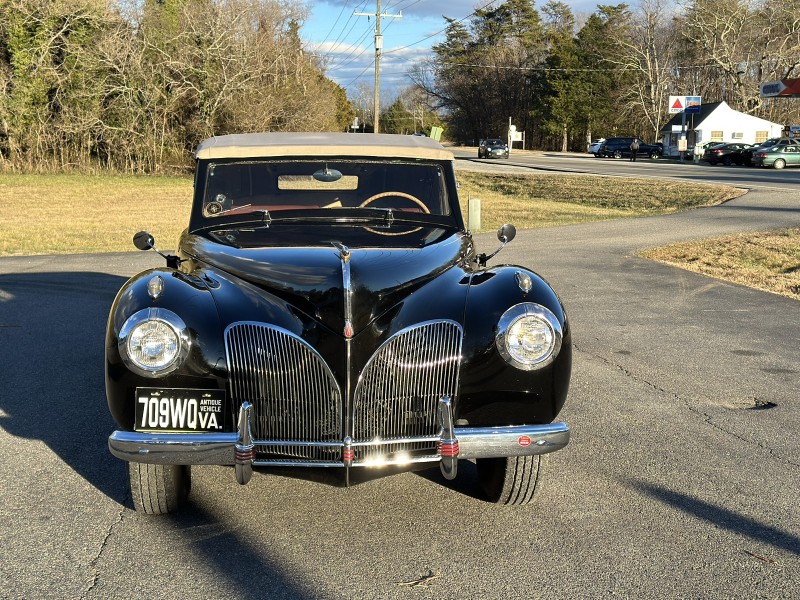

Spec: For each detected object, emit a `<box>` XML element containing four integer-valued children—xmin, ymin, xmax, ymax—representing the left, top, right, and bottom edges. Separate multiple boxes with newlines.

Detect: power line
<box><xmin>383</xmin><ymin>0</ymin><xmax>502</xmax><ymax>54</ymax></box>
<box><xmin>324</xmin><ymin>0</ymin><xmax>371</xmax><ymax>57</ymax></box>
<box><xmin>318</xmin><ymin>0</ymin><xmax>351</xmax><ymax>46</ymax></box>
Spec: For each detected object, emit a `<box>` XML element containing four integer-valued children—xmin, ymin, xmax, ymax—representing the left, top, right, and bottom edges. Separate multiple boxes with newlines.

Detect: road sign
<box><xmin>760</xmin><ymin>79</ymin><xmax>800</xmax><ymax>98</ymax></box>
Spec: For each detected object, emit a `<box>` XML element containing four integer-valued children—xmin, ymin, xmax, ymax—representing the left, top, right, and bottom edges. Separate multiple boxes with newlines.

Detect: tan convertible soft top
<box><xmin>195</xmin><ymin>132</ymin><xmax>453</xmax><ymax>161</ymax></box>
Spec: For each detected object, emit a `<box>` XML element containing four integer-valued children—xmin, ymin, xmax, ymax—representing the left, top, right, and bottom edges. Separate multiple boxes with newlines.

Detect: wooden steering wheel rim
<box><xmin>359</xmin><ymin>191</ymin><xmax>430</xmax><ymax>213</ymax></box>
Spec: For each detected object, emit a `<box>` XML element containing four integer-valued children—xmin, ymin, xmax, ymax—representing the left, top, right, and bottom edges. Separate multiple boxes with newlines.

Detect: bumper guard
<box><xmin>109</xmin><ymin>397</ymin><xmax>570</xmax><ymax>484</ymax></box>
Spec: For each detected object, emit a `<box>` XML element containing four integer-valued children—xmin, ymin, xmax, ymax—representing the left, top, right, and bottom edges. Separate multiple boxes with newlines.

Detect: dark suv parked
<box><xmin>597</xmin><ymin>137</ymin><xmax>661</xmax><ymax>159</ymax></box>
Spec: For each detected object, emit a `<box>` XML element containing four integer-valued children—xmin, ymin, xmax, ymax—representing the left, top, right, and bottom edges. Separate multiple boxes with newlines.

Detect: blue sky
<box><xmin>301</xmin><ymin>0</ymin><xmax>603</xmax><ymax>100</ymax></box>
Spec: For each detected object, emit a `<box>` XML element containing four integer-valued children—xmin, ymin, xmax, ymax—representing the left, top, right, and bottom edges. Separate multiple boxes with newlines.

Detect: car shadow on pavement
<box><xmin>414</xmin><ymin>460</ymin><xmax>486</xmax><ymax>501</ymax></box>
<box><xmin>631</xmin><ymin>480</ymin><xmax>800</xmax><ymax>556</ymax></box>
<box><xmin>158</xmin><ymin>505</ymin><xmax>314</xmax><ymax>599</ymax></box>
<box><xmin>0</xmin><ymin>268</ymin><xmax>366</xmax><ymax>598</ymax></box>
<box><xmin>0</xmin><ymin>271</ymin><xmax>130</xmax><ymax>504</ymax></box>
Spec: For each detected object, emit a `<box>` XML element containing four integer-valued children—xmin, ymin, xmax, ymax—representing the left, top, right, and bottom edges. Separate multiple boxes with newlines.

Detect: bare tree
<box><xmin>681</xmin><ymin>0</ymin><xmax>800</xmax><ymax>114</ymax></box>
<box><xmin>605</xmin><ymin>0</ymin><xmax>679</xmax><ymax>141</ymax></box>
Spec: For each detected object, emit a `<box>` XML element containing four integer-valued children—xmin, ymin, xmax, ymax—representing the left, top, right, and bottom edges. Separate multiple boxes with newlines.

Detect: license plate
<box><xmin>135</xmin><ymin>388</ymin><xmax>226</xmax><ymax>432</ymax></box>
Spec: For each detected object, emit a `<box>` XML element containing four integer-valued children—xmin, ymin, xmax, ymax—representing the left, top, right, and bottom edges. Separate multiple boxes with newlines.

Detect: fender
<box><xmin>105</xmin><ymin>267</ymin><xmax>225</xmax><ymax>429</ymax></box>
<box><xmin>458</xmin><ymin>265</ymin><xmax>571</xmax><ymax>427</ymax></box>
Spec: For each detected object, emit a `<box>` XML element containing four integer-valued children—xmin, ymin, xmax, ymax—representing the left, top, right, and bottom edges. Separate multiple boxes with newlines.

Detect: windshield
<box><xmin>200</xmin><ymin>159</ymin><xmax>451</xmax><ymax>218</ymax></box>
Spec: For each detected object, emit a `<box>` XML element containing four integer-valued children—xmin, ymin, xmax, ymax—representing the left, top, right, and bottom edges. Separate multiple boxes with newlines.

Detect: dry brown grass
<box><xmin>456</xmin><ymin>171</ymin><xmax>743</xmax><ymax>231</ymax></box>
<box><xmin>640</xmin><ymin>228</ymin><xmax>800</xmax><ymax>300</ymax></box>
<box><xmin>0</xmin><ymin>173</ymin><xmax>193</xmax><ymax>255</ymax></box>
<box><xmin>1</xmin><ymin>171</ymin><xmax>742</xmax><ymax>256</ymax></box>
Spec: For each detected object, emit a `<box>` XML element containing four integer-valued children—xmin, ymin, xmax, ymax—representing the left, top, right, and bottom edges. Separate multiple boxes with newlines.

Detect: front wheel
<box><xmin>650</xmin><ymin>152</ymin><xmax>660</xmax><ymax>160</ymax></box>
<box><xmin>613</xmin><ymin>150</ymin><xmax>623</xmax><ymax>159</ymax></box>
<box><xmin>773</xmin><ymin>159</ymin><xmax>786</xmax><ymax>170</ymax></box>
<box><xmin>476</xmin><ymin>455</ymin><xmax>542</xmax><ymax>505</ymax></box>
<box><xmin>129</xmin><ymin>462</ymin><xmax>191</xmax><ymax>514</ymax></box>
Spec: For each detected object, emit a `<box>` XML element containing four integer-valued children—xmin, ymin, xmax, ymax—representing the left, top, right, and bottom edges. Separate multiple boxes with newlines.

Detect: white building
<box><xmin>659</xmin><ymin>101</ymin><xmax>783</xmax><ymax>157</ymax></box>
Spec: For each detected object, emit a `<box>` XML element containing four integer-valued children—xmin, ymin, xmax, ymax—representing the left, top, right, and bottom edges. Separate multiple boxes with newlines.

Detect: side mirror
<box><xmin>497</xmin><ymin>223</ymin><xmax>516</xmax><ymax>244</ymax></box>
<box><xmin>476</xmin><ymin>223</ymin><xmax>517</xmax><ymax>267</ymax></box>
<box><xmin>132</xmin><ymin>231</ymin><xmax>182</xmax><ymax>268</ymax></box>
<box><xmin>133</xmin><ymin>231</ymin><xmax>155</xmax><ymax>251</ymax></box>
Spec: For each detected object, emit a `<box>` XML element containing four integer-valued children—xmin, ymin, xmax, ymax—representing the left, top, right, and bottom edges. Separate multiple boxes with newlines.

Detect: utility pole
<box><xmin>355</xmin><ymin>1</ymin><xmax>402</xmax><ymax>134</ymax></box>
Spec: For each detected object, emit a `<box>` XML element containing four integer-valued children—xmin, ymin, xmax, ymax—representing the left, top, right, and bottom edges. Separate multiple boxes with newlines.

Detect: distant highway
<box><xmin>451</xmin><ymin>146</ymin><xmax>800</xmax><ymax>193</ymax></box>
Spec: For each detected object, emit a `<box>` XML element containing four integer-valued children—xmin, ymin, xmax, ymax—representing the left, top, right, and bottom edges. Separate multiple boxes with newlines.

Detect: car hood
<box><xmin>181</xmin><ymin>226</ymin><xmax>471</xmax><ymax>336</ymax></box>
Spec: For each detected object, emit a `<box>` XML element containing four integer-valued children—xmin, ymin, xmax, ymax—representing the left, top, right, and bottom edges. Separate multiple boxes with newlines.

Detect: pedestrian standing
<box><xmin>630</xmin><ymin>138</ymin><xmax>640</xmax><ymax>162</ymax></box>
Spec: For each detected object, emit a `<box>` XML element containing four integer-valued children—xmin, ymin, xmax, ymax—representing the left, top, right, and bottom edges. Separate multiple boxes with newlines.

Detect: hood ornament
<box><xmin>332</xmin><ymin>241</ymin><xmax>354</xmax><ymax>339</ymax></box>
<box><xmin>331</xmin><ymin>241</ymin><xmax>351</xmax><ymax>264</ymax></box>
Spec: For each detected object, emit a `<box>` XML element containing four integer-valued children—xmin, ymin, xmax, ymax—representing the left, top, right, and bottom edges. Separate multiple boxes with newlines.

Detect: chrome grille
<box><xmin>352</xmin><ymin>320</ymin><xmax>463</xmax><ymax>462</ymax></box>
<box><xmin>225</xmin><ymin>323</ymin><xmax>342</xmax><ymax>462</ymax></box>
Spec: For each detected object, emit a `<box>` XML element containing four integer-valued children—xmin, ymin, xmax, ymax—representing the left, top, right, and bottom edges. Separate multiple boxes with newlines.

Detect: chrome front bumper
<box><xmin>109</xmin><ymin>398</ymin><xmax>570</xmax><ymax>484</ymax></box>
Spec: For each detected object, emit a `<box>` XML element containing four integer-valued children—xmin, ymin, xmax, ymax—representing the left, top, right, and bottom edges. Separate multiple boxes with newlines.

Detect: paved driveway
<box><xmin>0</xmin><ymin>188</ymin><xmax>797</xmax><ymax>598</ymax></box>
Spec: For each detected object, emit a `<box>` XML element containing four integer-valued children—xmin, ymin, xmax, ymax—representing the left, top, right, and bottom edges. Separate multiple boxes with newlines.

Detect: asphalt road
<box><xmin>452</xmin><ymin>146</ymin><xmax>800</xmax><ymax>194</ymax></box>
<box><xmin>0</xmin><ymin>164</ymin><xmax>798</xmax><ymax>599</ymax></box>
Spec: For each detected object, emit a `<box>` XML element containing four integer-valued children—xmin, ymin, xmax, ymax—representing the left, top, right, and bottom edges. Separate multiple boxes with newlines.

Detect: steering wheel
<box><xmin>359</xmin><ymin>191</ymin><xmax>430</xmax><ymax>213</ymax></box>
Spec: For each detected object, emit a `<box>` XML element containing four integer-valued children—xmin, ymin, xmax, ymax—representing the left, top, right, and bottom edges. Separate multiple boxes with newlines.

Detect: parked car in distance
<box><xmin>106</xmin><ymin>132</ymin><xmax>572</xmax><ymax>514</ymax></box>
<box><xmin>701</xmin><ymin>143</ymin><xmax>753</xmax><ymax>165</ymax></box>
<box><xmin>587</xmin><ymin>138</ymin><xmax>605</xmax><ymax>155</ymax></box>
<box><xmin>746</xmin><ymin>138</ymin><xmax>800</xmax><ymax>165</ymax></box>
<box><xmin>753</xmin><ymin>144</ymin><xmax>800</xmax><ymax>169</ymax></box>
<box><xmin>597</xmin><ymin>137</ymin><xmax>661</xmax><ymax>159</ymax></box>
<box><xmin>478</xmin><ymin>138</ymin><xmax>509</xmax><ymax>158</ymax></box>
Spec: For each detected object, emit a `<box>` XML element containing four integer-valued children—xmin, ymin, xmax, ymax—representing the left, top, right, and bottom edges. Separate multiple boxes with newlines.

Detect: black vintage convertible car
<box><xmin>106</xmin><ymin>132</ymin><xmax>571</xmax><ymax>514</ymax></box>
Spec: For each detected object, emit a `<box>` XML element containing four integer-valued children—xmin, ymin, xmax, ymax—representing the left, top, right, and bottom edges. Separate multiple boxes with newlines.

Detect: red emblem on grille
<box><xmin>518</xmin><ymin>435</ymin><xmax>532</xmax><ymax>447</ymax></box>
<box><xmin>344</xmin><ymin>321</ymin><xmax>354</xmax><ymax>338</ymax></box>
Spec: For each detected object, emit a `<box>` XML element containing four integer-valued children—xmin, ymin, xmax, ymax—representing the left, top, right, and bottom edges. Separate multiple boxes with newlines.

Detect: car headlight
<box><xmin>118</xmin><ymin>308</ymin><xmax>190</xmax><ymax>377</ymax></box>
<box><xmin>496</xmin><ymin>303</ymin><xmax>562</xmax><ymax>370</ymax></box>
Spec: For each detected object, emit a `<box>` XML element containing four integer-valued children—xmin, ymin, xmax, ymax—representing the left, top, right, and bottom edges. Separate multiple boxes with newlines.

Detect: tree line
<box><xmin>0</xmin><ymin>0</ymin><xmax>353</xmax><ymax>172</ymax></box>
<box><xmin>2</xmin><ymin>0</ymin><xmax>799</xmax><ymax>171</ymax></box>
<box><xmin>410</xmin><ymin>0</ymin><xmax>800</xmax><ymax>150</ymax></box>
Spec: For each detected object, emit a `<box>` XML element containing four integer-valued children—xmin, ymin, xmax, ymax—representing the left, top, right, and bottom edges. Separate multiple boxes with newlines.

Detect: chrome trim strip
<box><xmin>251</xmin><ymin>456</ymin><xmax>442</xmax><ymax>468</ymax></box>
<box><xmin>331</xmin><ymin>242</ymin><xmax>353</xmax><ymax>336</ymax></box>
<box><xmin>348</xmin><ymin>435</ymin><xmax>439</xmax><ymax>447</ymax></box>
